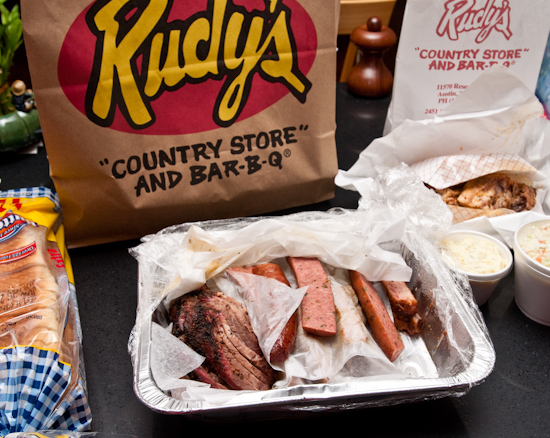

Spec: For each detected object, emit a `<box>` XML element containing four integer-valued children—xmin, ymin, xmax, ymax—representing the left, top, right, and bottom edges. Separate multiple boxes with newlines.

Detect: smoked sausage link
<box><xmin>252</xmin><ymin>263</ymin><xmax>291</xmax><ymax>286</ymax></box>
<box><xmin>349</xmin><ymin>270</ymin><xmax>404</xmax><ymax>362</ymax></box>
<box><xmin>251</xmin><ymin>263</ymin><xmax>297</xmax><ymax>363</ymax></box>
<box><xmin>287</xmin><ymin>257</ymin><xmax>337</xmax><ymax>337</ymax></box>
<box><xmin>228</xmin><ymin>263</ymin><xmax>297</xmax><ymax>363</ymax></box>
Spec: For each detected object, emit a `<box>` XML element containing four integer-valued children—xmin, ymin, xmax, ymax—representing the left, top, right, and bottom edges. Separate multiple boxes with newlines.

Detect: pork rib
<box><xmin>381</xmin><ymin>280</ymin><xmax>424</xmax><ymax>336</ymax></box>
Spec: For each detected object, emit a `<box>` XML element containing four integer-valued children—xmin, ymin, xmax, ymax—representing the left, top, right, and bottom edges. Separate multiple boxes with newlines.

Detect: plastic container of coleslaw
<box><xmin>439</xmin><ymin>230</ymin><xmax>513</xmax><ymax>306</ymax></box>
<box><xmin>513</xmin><ymin>219</ymin><xmax>550</xmax><ymax>325</ymax></box>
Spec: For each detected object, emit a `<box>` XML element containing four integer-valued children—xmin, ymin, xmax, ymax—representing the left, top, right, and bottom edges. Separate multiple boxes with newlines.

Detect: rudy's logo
<box><xmin>436</xmin><ymin>0</ymin><xmax>512</xmax><ymax>43</ymax></box>
<box><xmin>76</xmin><ymin>0</ymin><xmax>313</xmax><ymax>132</ymax></box>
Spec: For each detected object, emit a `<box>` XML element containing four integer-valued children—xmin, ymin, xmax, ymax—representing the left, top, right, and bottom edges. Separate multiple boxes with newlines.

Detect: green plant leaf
<box><xmin>5</xmin><ymin>20</ymin><xmax>21</xmax><ymax>50</ymax></box>
<box><xmin>0</xmin><ymin>2</ymin><xmax>22</xmax><ymax>83</ymax></box>
<box><xmin>8</xmin><ymin>4</ymin><xmax>19</xmax><ymax>23</ymax></box>
<box><xmin>0</xmin><ymin>4</ymin><xmax>8</xmax><ymax>26</ymax></box>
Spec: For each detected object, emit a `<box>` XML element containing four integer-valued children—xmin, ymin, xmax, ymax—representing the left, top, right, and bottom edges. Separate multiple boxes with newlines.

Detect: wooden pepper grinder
<box><xmin>346</xmin><ymin>16</ymin><xmax>397</xmax><ymax>98</ymax></box>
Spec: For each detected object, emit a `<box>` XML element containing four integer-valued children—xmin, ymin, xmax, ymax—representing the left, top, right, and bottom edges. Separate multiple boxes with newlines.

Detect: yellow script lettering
<box><xmin>86</xmin><ymin>0</ymin><xmax>311</xmax><ymax>129</ymax></box>
<box><xmin>90</xmin><ymin>0</ymin><xmax>169</xmax><ymax>126</ymax></box>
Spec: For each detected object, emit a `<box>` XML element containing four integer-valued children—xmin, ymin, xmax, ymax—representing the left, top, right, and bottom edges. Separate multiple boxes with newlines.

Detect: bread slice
<box><xmin>0</xmin><ymin>213</ymin><xmax>64</xmax><ymax>350</ymax></box>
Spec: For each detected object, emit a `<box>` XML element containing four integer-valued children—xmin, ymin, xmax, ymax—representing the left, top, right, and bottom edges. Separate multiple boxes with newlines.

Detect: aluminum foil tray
<box><xmin>130</xmin><ymin>213</ymin><xmax>496</xmax><ymax>417</ymax></box>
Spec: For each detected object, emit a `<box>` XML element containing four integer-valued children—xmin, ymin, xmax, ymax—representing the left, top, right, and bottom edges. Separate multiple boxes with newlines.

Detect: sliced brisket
<box><xmin>188</xmin><ymin>365</ymin><xmax>229</xmax><ymax>390</ymax></box>
<box><xmin>170</xmin><ymin>287</ymin><xmax>276</xmax><ymax>391</ymax></box>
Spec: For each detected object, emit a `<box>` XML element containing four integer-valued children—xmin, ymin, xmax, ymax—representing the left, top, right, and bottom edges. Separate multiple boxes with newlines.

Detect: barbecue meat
<box><xmin>457</xmin><ymin>173</ymin><xmax>536</xmax><ymax>211</ymax></box>
<box><xmin>430</xmin><ymin>172</ymin><xmax>536</xmax><ymax>212</ymax></box>
<box><xmin>170</xmin><ymin>286</ymin><xmax>276</xmax><ymax>391</ymax></box>
<box><xmin>188</xmin><ymin>365</ymin><xmax>229</xmax><ymax>390</ymax></box>
<box><xmin>433</xmin><ymin>186</ymin><xmax>462</xmax><ymax>206</ymax></box>
<box><xmin>381</xmin><ymin>280</ymin><xmax>424</xmax><ymax>336</ymax></box>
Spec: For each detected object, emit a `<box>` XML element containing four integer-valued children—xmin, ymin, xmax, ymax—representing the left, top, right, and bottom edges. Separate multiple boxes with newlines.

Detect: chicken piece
<box><xmin>513</xmin><ymin>183</ymin><xmax>537</xmax><ymax>211</ymax></box>
<box><xmin>432</xmin><ymin>186</ymin><xmax>463</xmax><ymax>206</ymax></box>
<box><xmin>456</xmin><ymin>173</ymin><xmax>536</xmax><ymax>212</ymax></box>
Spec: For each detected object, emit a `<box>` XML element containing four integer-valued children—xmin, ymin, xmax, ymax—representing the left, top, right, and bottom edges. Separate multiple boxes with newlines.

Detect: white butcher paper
<box><xmin>216</xmin><ymin>269</ymin><xmax>308</xmax><ymax>367</ymax></box>
<box><xmin>129</xmin><ymin>204</ymin><xmax>452</xmax><ymax>404</ymax></box>
<box><xmin>336</xmin><ymin>66</ymin><xmax>550</xmax><ymax>241</ymax></box>
<box><xmin>150</xmin><ymin>322</ymin><xmax>205</xmax><ymax>391</ymax></box>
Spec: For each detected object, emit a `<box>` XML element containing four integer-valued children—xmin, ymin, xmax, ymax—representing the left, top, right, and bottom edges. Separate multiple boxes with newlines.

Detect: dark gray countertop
<box><xmin>1</xmin><ymin>84</ymin><xmax>549</xmax><ymax>437</ymax></box>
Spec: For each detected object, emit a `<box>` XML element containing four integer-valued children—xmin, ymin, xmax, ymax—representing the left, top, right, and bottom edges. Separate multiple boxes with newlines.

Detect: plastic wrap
<box><xmin>0</xmin><ymin>188</ymin><xmax>91</xmax><ymax>436</ymax></box>
<box><xmin>337</xmin><ymin>66</ymin><xmax>550</xmax><ymax>246</ymax></box>
<box><xmin>128</xmin><ymin>170</ymin><xmax>495</xmax><ymax>415</ymax></box>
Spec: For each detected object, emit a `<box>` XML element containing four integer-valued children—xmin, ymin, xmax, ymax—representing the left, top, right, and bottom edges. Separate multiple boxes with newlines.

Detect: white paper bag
<box><xmin>385</xmin><ymin>0</ymin><xmax>550</xmax><ymax>134</ymax></box>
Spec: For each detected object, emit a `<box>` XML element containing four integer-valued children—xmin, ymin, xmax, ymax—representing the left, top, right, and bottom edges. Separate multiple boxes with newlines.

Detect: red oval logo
<box><xmin>58</xmin><ymin>0</ymin><xmax>317</xmax><ymax>135</ymax></box>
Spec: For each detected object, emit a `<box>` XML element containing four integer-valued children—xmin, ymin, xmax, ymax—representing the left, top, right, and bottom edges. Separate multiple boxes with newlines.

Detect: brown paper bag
<box><xmin>21</xmin><ymin>0</ymin><xmax>339</xmax><ymax>248</ymax></box>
